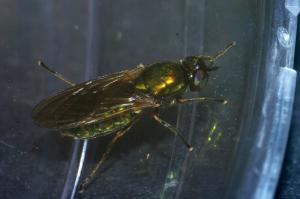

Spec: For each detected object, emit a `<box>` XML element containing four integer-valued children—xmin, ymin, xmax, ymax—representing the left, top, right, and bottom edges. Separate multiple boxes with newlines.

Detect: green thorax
<box><xmin>135</xmin><ymin>62</ymin><xmax>188</xmax><ymax>97</ymax></box>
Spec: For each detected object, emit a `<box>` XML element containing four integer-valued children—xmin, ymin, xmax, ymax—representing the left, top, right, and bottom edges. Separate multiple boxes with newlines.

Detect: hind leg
<box><xmin>79</xmin><ymin>123</ymin><xmax>135</xmax><ymax>193</ymax></box>
<box><xmin>37</xmin><ymin>60</ymin><xmax>75</xmax><ymax>86</ymax></box>
<box><xmin>152</xmin><ymin>109</ymin><xmax>193</xmax><ymax>151</ymax></box>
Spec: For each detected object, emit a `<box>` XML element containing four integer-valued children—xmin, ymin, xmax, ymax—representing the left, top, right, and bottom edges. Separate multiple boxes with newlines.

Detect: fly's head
<box><xmin>181</xmin><ymin>56</ymin><xmax>218</xmax><ymax>91</ymax></box>
<box><xmin>181</xmin><ymin>42</ymin><xmax>236</xmax><ymax>91</ymax></box>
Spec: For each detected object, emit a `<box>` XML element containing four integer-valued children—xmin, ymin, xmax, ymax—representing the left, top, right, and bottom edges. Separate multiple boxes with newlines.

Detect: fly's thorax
<box><xmin>134</xmin><ymin>62</ymin><xmax>188</xmax><ymax>97</ymax></box>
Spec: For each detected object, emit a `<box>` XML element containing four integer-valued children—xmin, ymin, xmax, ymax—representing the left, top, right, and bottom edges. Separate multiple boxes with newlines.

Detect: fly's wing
<box><xmin>32</xmin><ymin>66</ymin><xmax>158</xmax><ymax>129</ymax></box>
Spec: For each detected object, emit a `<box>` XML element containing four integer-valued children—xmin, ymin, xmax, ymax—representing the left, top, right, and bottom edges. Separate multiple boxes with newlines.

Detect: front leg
<box><xmin>177</xmin><ymin>97</ymin><xmax>228</xmax><ymax>104</ymax></box>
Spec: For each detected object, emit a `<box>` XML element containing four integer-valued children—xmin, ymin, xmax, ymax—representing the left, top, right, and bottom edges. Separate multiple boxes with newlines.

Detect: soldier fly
<box><xmin>32</xmin><ymin>42</ymin><xmax>235</xmax><ymax>193</ymax></box>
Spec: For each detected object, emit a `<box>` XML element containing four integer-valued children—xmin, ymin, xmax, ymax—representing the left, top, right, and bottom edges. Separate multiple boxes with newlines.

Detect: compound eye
<box><xmin>194</xmin><ymin>70</ymin><xmax>207</xmax><ymax>86</ymax></box>
<box><xmin>191</xmin><ymin>70</ymin><xmax>208</xmax><ymax>90</ymax></box>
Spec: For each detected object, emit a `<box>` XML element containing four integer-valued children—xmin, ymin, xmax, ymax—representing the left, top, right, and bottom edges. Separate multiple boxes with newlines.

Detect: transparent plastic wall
<box><xmin>0</xmin><ymin>0</ymin><xmax>297</xmax><ymax>199</ymax></box>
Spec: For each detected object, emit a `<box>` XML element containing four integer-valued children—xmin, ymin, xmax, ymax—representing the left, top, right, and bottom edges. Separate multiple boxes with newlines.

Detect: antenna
<box><xmin>211</xmin><ymin>41</ymin><xmax>236</xmax><ymax>61</ymax></box>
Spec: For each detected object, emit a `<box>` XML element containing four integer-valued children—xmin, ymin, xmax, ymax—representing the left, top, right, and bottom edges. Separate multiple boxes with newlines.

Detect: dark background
<box><xmin>1</xmin><ymin>0</ymin><xmax>296</xmax><ymax>199</ymax></box>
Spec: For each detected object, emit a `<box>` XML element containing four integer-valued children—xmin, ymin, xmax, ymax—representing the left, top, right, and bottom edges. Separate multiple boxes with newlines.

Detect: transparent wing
<box><xmin>32</xmin><ymin>66</ymin><xmax>158</xmax><ymax>129</ymax></box>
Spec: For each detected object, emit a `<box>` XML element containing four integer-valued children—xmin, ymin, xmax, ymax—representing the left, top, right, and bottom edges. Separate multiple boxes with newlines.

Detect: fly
<box><xmin>32</xmin><ymin>42</ymin><xmax>236</xmax><ymax>193</ymax></box>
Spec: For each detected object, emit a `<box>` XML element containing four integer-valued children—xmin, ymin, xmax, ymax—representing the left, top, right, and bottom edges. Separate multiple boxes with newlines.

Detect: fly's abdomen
<box><xmin>135</xmin><ymin>62</ymin><xmax>188</xmax><ymax>97</ymax></box>
<box><xmin>61</xmin><ymin>112</ymin><xmax>137</xmax><ymax>139</ymax></box>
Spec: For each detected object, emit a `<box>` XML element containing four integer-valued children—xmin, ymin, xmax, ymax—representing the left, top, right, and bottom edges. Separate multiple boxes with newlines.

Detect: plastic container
<box><xmin>276</xmin><ymin>20</ymin><xmax>300</xmax><ymax>198</ymax></box>
<box><xmin>0</xmin><ymin>0</ymin><xmax>298</xmax><ymax>199</ymax></box>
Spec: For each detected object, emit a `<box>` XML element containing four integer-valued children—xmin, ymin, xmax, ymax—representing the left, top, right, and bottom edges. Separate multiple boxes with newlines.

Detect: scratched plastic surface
<box><xmin>0</xmin><ymin>0</ymin><xmax>297</xmax><ymax>199</ymax></box>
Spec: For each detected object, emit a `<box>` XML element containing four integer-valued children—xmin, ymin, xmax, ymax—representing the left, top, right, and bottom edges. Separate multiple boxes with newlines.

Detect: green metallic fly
<box><xmin>32</xmin><ymin>42</ymin><xmax>235</xmax><ymax>192</ymax></box>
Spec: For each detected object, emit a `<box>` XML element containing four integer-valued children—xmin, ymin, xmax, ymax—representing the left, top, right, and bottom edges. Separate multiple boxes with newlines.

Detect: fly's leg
<box><xmin>200</xmin><ymin>41</ymin><xmax>236</xmax><ymax>62</ymax></box>
<box><xmin>79</xmin><ymin>124</ymin><xmax>134</xmax><ymax>193</ymax></box>
<box><xmin>178</xmin><ymin>97</ymin><xmax>228</xmax><ymax>105</ymax></box>
<box><xmin>37</xmin><ymin>60</ymin><xmax>75</xmax><ymax>86</ymax></box>
<box><xmin>152</xmin><ymin>109</ymin><xmax>193</xmax><ymax>152</ymax></box>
